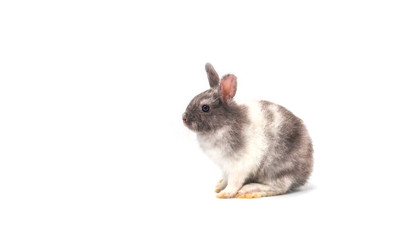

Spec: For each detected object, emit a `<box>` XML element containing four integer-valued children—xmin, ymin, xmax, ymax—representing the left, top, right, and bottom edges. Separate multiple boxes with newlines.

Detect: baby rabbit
<box><xmin>182</xmin><ymin>63</ymin><xmax>313</xmax><ymax>198</ymax></box>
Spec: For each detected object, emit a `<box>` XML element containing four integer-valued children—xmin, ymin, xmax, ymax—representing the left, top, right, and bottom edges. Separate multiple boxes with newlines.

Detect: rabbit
<box><xmin>182</xmin><ymin>63</ymin><xmax>313</xmax><ymax>198</ymax></box>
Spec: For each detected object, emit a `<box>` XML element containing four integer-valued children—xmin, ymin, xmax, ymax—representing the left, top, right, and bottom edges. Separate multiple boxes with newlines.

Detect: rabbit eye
<box><xmin>201</xmin><ymin>105</ymin><xmax>210</xmax><ymax>112</ymax></box>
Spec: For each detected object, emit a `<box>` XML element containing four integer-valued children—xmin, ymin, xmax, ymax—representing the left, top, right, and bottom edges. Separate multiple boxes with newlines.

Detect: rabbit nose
<box><xmin>182</xmin><ymin>113</ymin><xmax>187</xmax><ymax>123</ymax></box>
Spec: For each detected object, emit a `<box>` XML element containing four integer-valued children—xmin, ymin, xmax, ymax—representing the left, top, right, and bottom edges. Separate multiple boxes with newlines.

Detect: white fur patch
<box><xmin>238</xmin><ymin>101</ymin><xmax>269</xmax><ymax>174</ymax></box>
<box><xmin>197</xmin><ymin>126</ymin><xmax>232</xmax><ymax>166</ymax></box>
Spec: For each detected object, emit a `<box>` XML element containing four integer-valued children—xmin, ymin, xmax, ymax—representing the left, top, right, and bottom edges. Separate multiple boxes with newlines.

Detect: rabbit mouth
<box><xmin>183</xmin><ymin>119</ymin><xmax>198</xmax><ymax>132</ymax></box>
<box><xmin>183</xmin><ymin>121</ymin><xmax>196</xmax><ymax>131</ymax></box>
<box><xmin>183</xmin><ymin>113</ymin><xmax>196</xmax><ymax>131</ymax></box>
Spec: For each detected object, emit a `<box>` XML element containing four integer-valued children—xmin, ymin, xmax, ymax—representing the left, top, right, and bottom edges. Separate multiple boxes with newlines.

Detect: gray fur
<box><xmin>183</xmin><ymin>63</ymin><xmax>313</xmax><ymax>198</ymax></box>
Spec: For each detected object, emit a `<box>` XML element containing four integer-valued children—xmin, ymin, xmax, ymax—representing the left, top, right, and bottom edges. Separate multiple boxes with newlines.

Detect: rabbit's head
<box><xmin>183</xmin><ymin>63</ymin><xmax>240</xmax><ymax>133</ymax></box>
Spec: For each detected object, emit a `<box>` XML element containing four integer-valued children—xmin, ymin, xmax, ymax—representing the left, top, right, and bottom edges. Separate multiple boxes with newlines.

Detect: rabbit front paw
<box><xmin>215</xmin><ymin>179</ymin><xmax>227</xmax><ymax>193</ymax></box>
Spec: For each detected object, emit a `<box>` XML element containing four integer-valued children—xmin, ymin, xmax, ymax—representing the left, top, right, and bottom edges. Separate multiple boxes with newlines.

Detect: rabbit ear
<box><xmin>220</xmin><ymin>74</ymin><xmax>237</xmax><ymax>104</ymax></box>
<box><xmin>205</xmin><ymin>63</ymin><xmax>220</xmax><ymax>88</ymax></box>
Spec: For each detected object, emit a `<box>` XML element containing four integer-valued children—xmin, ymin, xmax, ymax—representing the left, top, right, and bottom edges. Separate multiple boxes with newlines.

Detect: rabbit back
<box><xmin>245</xmin><ymin>100</ymin><xmax>313</xmax><ymax>191</ymax></box>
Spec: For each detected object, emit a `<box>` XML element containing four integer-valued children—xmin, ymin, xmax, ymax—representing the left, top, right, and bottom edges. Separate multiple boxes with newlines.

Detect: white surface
<box><xmin>1</xmin><ymin>1</ymin><xmax>397</xmax><ymax>239</ymax></box>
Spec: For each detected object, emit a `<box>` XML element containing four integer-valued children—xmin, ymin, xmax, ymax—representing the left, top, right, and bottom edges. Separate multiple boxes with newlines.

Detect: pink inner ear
<box><xmin>221</xmin><ymin>74</ymin><xmax>237</xmax><ymax>103</ymax></box>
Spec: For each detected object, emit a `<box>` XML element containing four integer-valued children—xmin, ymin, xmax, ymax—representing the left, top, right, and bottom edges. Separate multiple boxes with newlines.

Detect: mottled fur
<box><xmin>183</xmin><ymin>63</ymin><xmax>313</xmax><ymax>198</ymax></box>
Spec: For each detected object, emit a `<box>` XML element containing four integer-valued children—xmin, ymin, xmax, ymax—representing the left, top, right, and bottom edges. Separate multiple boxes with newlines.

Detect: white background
<box><xmin>1</xmin><ymin>0</ymin><xmax>397</xmax><ymax>239</ymax></box>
